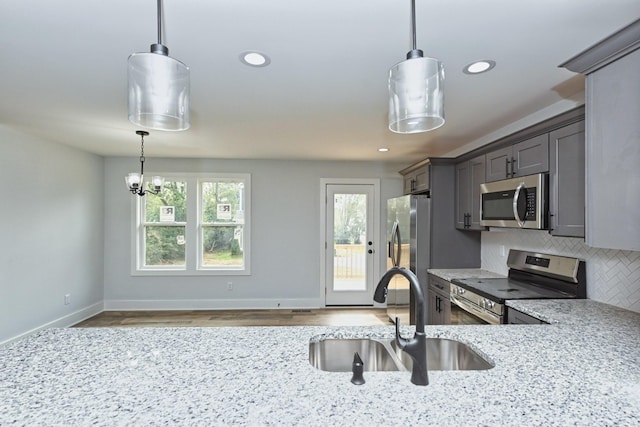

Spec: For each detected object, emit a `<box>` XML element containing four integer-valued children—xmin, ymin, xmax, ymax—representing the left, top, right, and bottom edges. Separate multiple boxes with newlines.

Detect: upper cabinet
<box><xmin>549</xmin><ymin>121</ymin><xmax>585</xmax><ymax>237</ymax></box>
<box><xmin>485</xmin><ymin>134</ymin><xmax>549</xmax><ymax>182</ymax></box>
<box><xmin>401</xmin><ymin>160</ymin><xmax>430</xmax><ymax>194</ymax></box>
<box><xmin>561</xmin><ymin>19</ymin><xmax>640</xmax><ymax>251</ymax></box>
<box><xmin>455</xmin><ymin>155</ymin><xmax>486</xmax><ymax>230</ymax></box>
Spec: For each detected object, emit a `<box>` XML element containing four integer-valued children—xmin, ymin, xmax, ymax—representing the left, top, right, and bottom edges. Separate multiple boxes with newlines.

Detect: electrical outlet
<box><xmin>227</xmin><ymin>282</ymin><xmax>233</xmax><ymax>291</ymax></box>
<box><xmin>64</xmin><ymin>294</ymin><xmax>71</xmax><ymax>305</ymax></box>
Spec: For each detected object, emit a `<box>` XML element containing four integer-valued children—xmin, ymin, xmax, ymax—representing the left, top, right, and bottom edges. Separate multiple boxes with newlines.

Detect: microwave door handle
<box><xmin>513</xmin><ymin>182</ymin><xmax>526</xmax><ymax>227</ymax></box>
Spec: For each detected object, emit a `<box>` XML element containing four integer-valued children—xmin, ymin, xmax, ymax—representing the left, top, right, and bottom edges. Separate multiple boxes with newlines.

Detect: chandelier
<box><xmin>125</xmin><ymin>131</ymin><xmax>164</xmax><ymax>196</ymax></box>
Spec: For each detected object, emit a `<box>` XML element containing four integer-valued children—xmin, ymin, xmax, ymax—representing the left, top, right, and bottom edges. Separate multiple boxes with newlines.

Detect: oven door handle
<box><xmin>450</xmin><ymin>294</ymin><xmax>501</xmax><ymax>325</ymax></box>
<box><xmin>512</xmin><ymin>182</ymin><xmax>527</xmax><ymax>228</ymax></box>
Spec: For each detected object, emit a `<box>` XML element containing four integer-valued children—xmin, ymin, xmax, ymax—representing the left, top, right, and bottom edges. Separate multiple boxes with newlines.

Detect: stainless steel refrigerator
<box><xmin>386</xmin><ymin>194</ymin><xmax>430</xmax><ymax>325</ymax></box>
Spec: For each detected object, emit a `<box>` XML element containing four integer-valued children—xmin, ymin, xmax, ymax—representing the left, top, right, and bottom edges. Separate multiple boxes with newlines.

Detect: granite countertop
<box><xmin>427</xmin><ymin>268</ymin><xmax>506</xmax><ymax>282</ymax></box>
<box><xmin>1</xmin><ymin>300</ymin><xmax>640</xmax><ymax>426</ymax></box>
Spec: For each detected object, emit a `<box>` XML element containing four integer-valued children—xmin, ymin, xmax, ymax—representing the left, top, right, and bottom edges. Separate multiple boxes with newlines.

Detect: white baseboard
<box><xmin>103</xmin><ymin>298</ymin><xmax>323</xmax><ymax>311</ymax></box>
<box><xmin>1</xmin><ymin>301</ymin><xmax>104</xmax><ymax>347</ymax></box>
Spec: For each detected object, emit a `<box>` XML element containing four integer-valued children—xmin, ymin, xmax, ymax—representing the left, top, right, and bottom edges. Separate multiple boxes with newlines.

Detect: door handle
<box><xmin>505</xmin><ymin>158</ymin><xmax>511</xmax><ymax>178</ymax></box>
<box><xmin>511</xmin><ymin>156</ymin><xmax>516</xmax><ymax>177</ymax></box>
<box><xmin>392</xmin><ymin>221</ymin><xmax>402</xmax><ymax>267</ymax></box>
<box><xmin>513</xmin><ymin>182</ymin><xmax>527</xmax><ymax>227</ymax></box>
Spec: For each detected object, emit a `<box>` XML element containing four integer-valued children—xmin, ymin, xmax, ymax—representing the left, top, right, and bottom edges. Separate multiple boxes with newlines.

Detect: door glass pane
<box><xmin>333</xmin><ymin>193</ymin><xmax>367</xmax><ymax>291</ymax></box>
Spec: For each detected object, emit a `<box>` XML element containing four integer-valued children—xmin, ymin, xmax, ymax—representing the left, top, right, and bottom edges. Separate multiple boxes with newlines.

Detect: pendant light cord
<box><xmin>407</xmin><ymin>0</ymin><xmax>423</xmax><ymax>59</ymax></box>
<box><xmin>411</xmin><ymin>0</ymin><xmax>417</xmax><ymax>51</ymax></box>
<box><xmin>157</xmin><ymin>0</ymin><xmax>163</xmax><ymax>45</ymax></box>
<box><xmin>151</xmin><ymin>0</ymin><xmax>169</xmax><ymax>55</ymax></box>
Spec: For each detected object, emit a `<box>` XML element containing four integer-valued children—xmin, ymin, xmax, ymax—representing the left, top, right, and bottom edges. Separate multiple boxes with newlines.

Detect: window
<box><xmin>133</xmin><ymin>173</ymin><xmax>250</xmax><ymax>275</ymax></box>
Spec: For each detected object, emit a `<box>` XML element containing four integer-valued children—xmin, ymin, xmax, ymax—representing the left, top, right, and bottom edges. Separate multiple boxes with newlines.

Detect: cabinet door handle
<box><xmin>505</xmin><ymin>158</ymin><xmax>511</xmax><ymax>178</ymax></box>
<box><xmin>436</xmin><ymin>296</ymin><xmax>441</xmax><ymax>312</ymax></box>
<box><xmin>511</xmin><ymin>156</ymin><xmax>516</xmax><ymax>177</ymax></box>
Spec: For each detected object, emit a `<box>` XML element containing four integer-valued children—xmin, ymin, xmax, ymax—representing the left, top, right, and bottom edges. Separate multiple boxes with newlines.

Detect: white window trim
<box><xmin>130</xmin><ymin>172</ymin><xmax>251</xmax><ymax>276</ymax></box>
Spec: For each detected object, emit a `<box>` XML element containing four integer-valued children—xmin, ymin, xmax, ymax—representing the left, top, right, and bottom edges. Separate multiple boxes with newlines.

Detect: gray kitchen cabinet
<box><xmin>507</xmin><ymin>307</ymin><xmax>547</xmax><ymax>324</ymax></box>
<box><xmin>485</xmin><ymin>134</ymin><xmax>549</xmax><ymax>182</ymax></box>
<box><xmin>561</xmin><ymin>20</ymin><xmax>640</xmax><ymax>251</ymax></box>
<box><xmin>402</xmin><ymin>161</ymin><xmax>430</xmax><ymax>194</ymax></box>
<box><xmin>427</xmin><ymin>274</ymin><xmax>451</xmax><ymax>325</ymax></box>
<box><xmin>549</xmin><ymin>120</ymin><xmax>585</xmax><ymax>237</ymax></box>
<box><xmin>455</xmin><ymin>155</ymin><xmax>486</xmax><ymax>230</ymax></box>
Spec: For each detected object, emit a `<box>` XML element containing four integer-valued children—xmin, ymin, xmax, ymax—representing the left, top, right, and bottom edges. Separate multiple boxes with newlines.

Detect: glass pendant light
<box><xmin>388</xmin><ymin>0</ymin><xmax>444</xmax><ymax>134</ymax></box>
<box><xmin>128</xmin><ymin>0</ymin><xmax>190</xmax><ymax>131</ymax></box>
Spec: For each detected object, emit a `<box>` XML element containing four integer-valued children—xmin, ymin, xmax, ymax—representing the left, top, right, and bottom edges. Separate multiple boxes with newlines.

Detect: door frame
<box><xmin>319</xmin><ymin>178</ymin><xmax>381</xmax><ymax>306</ymax></box>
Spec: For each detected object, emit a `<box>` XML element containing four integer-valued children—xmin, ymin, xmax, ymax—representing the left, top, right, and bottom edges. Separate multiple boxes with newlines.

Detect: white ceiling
<box><xmin>1</xmin><ymin>1</ymin><xmax>639</xmax><ymax>163</ymax></box>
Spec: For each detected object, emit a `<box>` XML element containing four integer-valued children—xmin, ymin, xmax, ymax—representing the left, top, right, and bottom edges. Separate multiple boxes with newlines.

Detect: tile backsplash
<box><xmin>481</xmin><ymin>229</ymin><xmax>640</xmax><ymax>313</ymax></box>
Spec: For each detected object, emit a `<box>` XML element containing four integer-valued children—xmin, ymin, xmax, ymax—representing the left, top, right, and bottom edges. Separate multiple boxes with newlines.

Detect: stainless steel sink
<box><xmin>390</xmin><ymin>338</ymin><xmax>494</xmax><ymax>371</ymax></box>
<box><xmin>308</xmin><ymin>338</ymin><xmax>401</xmax><ymax>371</ymax></box>
<box><xmin>309</xmin><ymin>337</ymin><xmax>493</xmax><ymax>372</ymax></box>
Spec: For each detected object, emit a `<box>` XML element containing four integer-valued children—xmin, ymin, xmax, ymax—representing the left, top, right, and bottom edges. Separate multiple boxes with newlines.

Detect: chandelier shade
<box><xmin>388</xmin><ymin>56</ymin><xmax>445</xmax><ymax>134</ymax></box>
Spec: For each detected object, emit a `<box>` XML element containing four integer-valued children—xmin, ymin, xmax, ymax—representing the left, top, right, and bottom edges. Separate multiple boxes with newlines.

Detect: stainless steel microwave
<box><xmin>480</xmin><ymin>173</ymin><xmax>548</xmax><ymax>229</ymax></box>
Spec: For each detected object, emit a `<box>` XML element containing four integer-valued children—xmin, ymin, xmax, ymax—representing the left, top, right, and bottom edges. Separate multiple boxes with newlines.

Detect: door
<box><xmin>325</xmin><ymin>184</ymin><xmax>376</xmax><ymax>305</ymax></box>
<box><xmin>513</xmin><ymin>134</ymin><xmax>549</xmax><ymax>177</ymax></box>
<box><xmin>549</xmin><ymin>121</ymin><xmax>585</xmax><ymax>237</ymax></box>
<box><xmin>468</xmin><ymin>155</ymin><xmax>486</xmax><ymax>229</ymax></box>
<box><xmin>485</xmin><ymin>146</ymin><xmax>512</xmax><ymax>182</ymax></box>
<box><xmin>455</xmin><ymin>161</ymin><xmax>470</xmax><ymax>229</ymax></box>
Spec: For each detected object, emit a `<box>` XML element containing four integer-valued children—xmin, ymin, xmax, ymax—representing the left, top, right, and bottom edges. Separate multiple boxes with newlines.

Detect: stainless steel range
<box><xmin>450</xmin><ymin>250</ymin><xmax>586</xmax><ymax>324</ymax></box>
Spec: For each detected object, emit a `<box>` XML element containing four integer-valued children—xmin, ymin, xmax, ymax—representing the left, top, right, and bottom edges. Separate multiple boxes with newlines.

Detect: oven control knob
<box><xmin>487</xmin><ymin>301</ymin><xmax>495</xmax><ymax>309</ymax></box>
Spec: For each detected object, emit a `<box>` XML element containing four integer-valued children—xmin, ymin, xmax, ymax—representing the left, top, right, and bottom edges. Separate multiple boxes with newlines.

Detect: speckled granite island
<box><xmin>1</xmin><ymin>300</ymin><xmax>639</xmax><ymax>426</ymax></box>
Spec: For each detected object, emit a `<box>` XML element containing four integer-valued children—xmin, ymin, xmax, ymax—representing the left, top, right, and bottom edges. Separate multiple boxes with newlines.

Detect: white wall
<box><xmin>0</xmin><ymin>127</ymin><xmax>104</xmax><ymax>344</ymax></box>
<box><xmin>103</xmin><ymin>157</ymin><xmax>405</xmax><ymax>309</ymax></box>
<box><xmin>482</xmin><ymin>229</ymin><xmax>640</xmax><ymax>313</ymax></box>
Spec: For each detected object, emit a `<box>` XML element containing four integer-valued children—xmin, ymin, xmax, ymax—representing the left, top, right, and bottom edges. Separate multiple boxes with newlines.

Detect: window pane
<box><xmin>201</xmin><ymin>181</ymin><xmax>244</xmax><ymax>223</ymax></box>
<box><xmin>145</xmin><ymin>181</ymin><xmax>187</xmax><ymax>223</ymax></box>
<box><xmin>202</xmin><ymin>226</ymin><xmax>244</xmax><ymax>267</ymax></box>
<box><xmin>145</xmin><ymin>226</ymin><xmax>186</xmax><ymax>266</ymax></box>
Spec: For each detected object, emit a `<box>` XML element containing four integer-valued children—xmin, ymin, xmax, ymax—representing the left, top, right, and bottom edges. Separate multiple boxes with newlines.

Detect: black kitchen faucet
<box><xmin>373</xmin><ymin>266</ymin><xmax>429</xmax><ymax>386</ymax></box>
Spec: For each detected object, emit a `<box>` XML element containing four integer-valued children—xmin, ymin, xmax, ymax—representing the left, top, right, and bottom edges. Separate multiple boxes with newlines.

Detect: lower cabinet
<box><xmin>506</xmin><ymin>307</ymin><xmax>547</xmax><ymax>324</ymax></box>
<box><xmin>427</xmin><ymin>274</ymin><xmax>451</xmax><ymax>325</ymax></box>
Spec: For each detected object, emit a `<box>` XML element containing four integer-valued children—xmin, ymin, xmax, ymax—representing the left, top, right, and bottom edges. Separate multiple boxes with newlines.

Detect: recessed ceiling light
<box><xmin>240</xmin><ymin>51</ymin><xmax>271</xmax><ymax>67</ymax></box>
<box><xmin>463</xmin><ymin>60</ymin><xmax>496</xmax><ymax>75</ymax></box>
<box><xmin>378</xmin><ymin>147</ymin><xmax>389</xmax><ymax>152</ymax></box>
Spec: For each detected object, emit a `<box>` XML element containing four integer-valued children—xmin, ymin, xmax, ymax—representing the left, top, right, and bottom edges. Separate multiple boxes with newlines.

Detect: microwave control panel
<box><xmin>524</xmin><ymin>188</ymin><xmax>537</xmax><ymax>219</ymax></box>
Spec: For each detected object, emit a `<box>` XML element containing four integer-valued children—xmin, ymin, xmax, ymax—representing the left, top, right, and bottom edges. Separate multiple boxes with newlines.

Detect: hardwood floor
<box><xmin>74</xmin><ymin>307</ymin><xmax>391</xmax><ymax>328</ymax></box>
